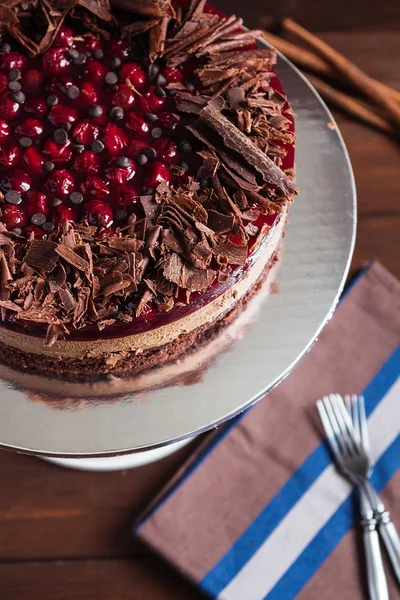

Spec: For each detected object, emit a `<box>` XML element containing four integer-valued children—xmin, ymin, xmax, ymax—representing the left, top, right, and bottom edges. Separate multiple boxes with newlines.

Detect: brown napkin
<box><xmin>136</xmin><ymin>262</ymin><xmax>400</xmax><ymax>600</ymax></box>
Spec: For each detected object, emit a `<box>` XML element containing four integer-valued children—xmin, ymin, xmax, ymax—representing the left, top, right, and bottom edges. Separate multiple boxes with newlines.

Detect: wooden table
<box><xmin>1</xmin><ymin>7</ymin><xmax>399</xmax><ymax>599</ymax></box>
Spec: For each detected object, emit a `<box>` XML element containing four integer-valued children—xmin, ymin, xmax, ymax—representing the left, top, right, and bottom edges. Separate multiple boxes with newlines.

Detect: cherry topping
<box><xmin>26</xmin><ymin>191</ymin><xmax>49</xmax><ymax>217</ymax></box>
<box><xmin>1</xmin><ymin>168</ymin><xmax>31</xmax><ymax>192</ymax></box>
<box><xmin>22</xmin><ymin>69</ymin><xmax>43</xmax><ymax>93</ymax></box>
<box><xmin>0</xmin><ymin>144</ymin><xmax>21</xmax><ymax>168</ymax></box>
<box><xmin>21</xmin><ymin>147</ymin><xmax>43</xmax><ymax>174</ymax></box>
<box><xmin>0</xmin><ymin>92</ymin><xmax>20</xmax><ymax>119</ymax></box>
<box><xmin>162</xmin><ymin>67</ymin><xmax>184</xmax><ymax>83</ymax></box>
<box><xmin>24</xmin><ymin>225</ymin><xmax>47</xmax><ymax>239</ymax></box>
<box><xmin>157</xmin><ymin>111</ymin><xmax>179</xmax><ymax>132</ymax></box>
<box><xmin>81</xmin><ymin>175</ymin><xmax>110</xmax><ymax>199</ymax></box>
<box><xmin>72</xmin><ymin>120</ymin><xmax>100</xmax><ymax>145</ymax></box>
<box><xmin>45</xmin><ymin>169</ymin><xmax>75</xmax><ymax>197</ymax></box>
<box><xmin>54</xmin><ymin>26</ymin><xmax>74</xmax><ymax>48</ymax></box>
<box><xmin>1</xmin><ymin>52</ymin><xmax>27</xmax><ymax>72</ymax></box>
<box><xmin>120</xmin><ymin>62</ymin><xmax>147</xmax><ymax>90</ymax></box>
<box><xmin>104</xmin><ymin>156</ymin><xmax>135</xmax><ymax>184</ymax></box>
<box><xmin>0</xmin><ymin>119</ymin><xmax>9</xmax><ymax>142</ymax></box>
<box><xmin>116</xmin><ymin>185</ymin><xmax>140</xmax><ymax>210</ymax></box>
<box><xmin>24</xmin><ymin>96</ymin><xmax>47</xmax><ymax>117</ymax></box>
<box><xmin>1</xmin><ymin>204</ymin><xmax>27</xmax><ymax>228</ymax></box>
<box><xmin>73</xmin><ymin>151</ymin><xmax>102</xmax><ymax>175</ymax></box>
<box><xmin>83</xmin><ymin>200</ymin><xmax>113</xmax><ymax>228</ymax></box>
<box><xmin>53</xmin><ymin>204</ymin><xmax>77</xmax><ymax>226</ymax></box>
<box><xmin>125</xmin><ymin>112</ymin><xmax>149</xmax><ymax>138</ymax></box>
<box><xmin>43</xmin><ymin>138</ymin><xmax>72</xmax><ymax>162</ymax></box>
<box><xmin>103</xmin><ymin>123</ymin><xmax>127</xmax><ymax>155</ymax></box>
<box><xmin>152</xmin><ymin>137</ymin><xmax>178</xmax><ymax>164</ymax></box>
<box><xmin>42</xmin><ymin>48</ymin><xmax>70</xmax><ymax>74</ymax></box>
<box><xmin>0</xmin><ymin>73</ymin><xmax>8</xmax><ymax>93</ymax></box>
<box><xmin>85</xmin><ymin>59</ymin><xmax>108</xmax><ymax>83</ymax></box>
<box><xmin>127</xmin><ymin>138</ymin><xmax>148</xmax><ymax>158</ymax></box>
<box><xmin>143</xmin><ymin>161</ymin><xmax>171</xmax><ymax>188</ymax></box>
<box><xmin>112</xmin><ymin>84</ymin><xmax>135</xmax><ymax>109</ymax></box>
<box><xmin>109</xmin><ymin>39</ymin><xmax>129</xmax><ymax>60</ymax></box>
<box><xmin>48</xmin><ymin>104</ymin><xmax>78</xmax><ymax>126</ymax></box>
<box><xmin>79</xmin><ymin>81</ymin><xmax>99</xmax><ymax>105</ymax></box>
<box><xmin>15</xmin><ymin>118</ymin><xmax>43</xmax><ymax>137</ymax></box>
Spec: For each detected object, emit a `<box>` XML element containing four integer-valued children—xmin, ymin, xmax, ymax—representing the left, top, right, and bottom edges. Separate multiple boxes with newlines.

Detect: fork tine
<box><xmin>329</xmin><ymin>394</ymin><xmax>357</xmax><ymax>455</ymax></box>
<box><xmin>323</xmin><ymin>395</ymin><xmax>349</xmax><ymax>457</ymax></box>
<box><xmin>357</xmin><ymin>394</ymin><xmax>369</xmax><ymax>454</ymax></box>
<box><xmin>317</xmin><ymin>399</ymin><xmax>342</xmax><ymax>464</ymax></box>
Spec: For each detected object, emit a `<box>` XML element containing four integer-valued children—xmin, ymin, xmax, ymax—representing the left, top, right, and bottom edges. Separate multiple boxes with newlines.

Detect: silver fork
<box><xmin>317</xmin><ymin>394</ymin><xmax>389</xmax><ymax>600</ymax></box>
<box><xmin>343</xmin><ymin>393</ymin><xmax>400</xmax><ymax>584</ymax></box>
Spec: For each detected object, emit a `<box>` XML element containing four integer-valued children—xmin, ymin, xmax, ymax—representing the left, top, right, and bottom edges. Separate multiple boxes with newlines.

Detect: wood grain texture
<box><xmin>0</xmin><ymin>20</ymin><xmax>399</xmax><ymax>600</ymax></box>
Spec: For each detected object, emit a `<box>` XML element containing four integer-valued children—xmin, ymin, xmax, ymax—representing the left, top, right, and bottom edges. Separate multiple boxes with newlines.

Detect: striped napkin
<box><xmin>135</xmin><ymin>261</ymin><xmax>400</xmax><ymax>600</ymax></box>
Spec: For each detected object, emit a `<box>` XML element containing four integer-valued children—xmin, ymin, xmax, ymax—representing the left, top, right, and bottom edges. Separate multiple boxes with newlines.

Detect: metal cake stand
<box><xmin>0</xmin><ymin>52</ymin><xmax>356</xmax><ymax>461</ymax></box>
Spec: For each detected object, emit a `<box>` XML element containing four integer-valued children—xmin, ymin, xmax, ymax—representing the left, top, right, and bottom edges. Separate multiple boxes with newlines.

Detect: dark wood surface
<box><xmin>1</xmin><ymin>6</ymin><xmax>400</xmax><ymax>599</ymax></box>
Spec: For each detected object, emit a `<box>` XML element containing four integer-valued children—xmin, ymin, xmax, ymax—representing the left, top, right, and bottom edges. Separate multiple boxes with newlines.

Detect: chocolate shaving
<box><xmin>25</xmin><ymin>240</ymin><xmax>59</xmax><ymax>273</ymax></box>
<box><xmin>213</xmin><ymin>243</ymin><xmax>247</xmax><ymax>266</ymax></box>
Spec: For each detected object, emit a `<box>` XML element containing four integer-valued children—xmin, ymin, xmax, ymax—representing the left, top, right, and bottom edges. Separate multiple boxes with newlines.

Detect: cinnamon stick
<box><xmin>306</xmin><ymin>74</ymin><xmax>396</xmax><ymax>136</ymax></box>
<box><xmin>261</xmin><ymin>30</ymin><xmax>400</xmax><ymax>105</ymax></box>
<box><xmin>282</xmin><ymin>18</ymin><xmax>400</xmax><ymax>128</ymax></box>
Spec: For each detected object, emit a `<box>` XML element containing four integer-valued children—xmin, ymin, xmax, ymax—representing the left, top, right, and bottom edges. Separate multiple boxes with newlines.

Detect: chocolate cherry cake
<box><xmin>0</xmin><ymin>0</ymin><xmax>297</xmax><ymax>382</ymax></box>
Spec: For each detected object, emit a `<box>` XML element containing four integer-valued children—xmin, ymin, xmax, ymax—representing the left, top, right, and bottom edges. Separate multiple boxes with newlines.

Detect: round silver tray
<box><xmin>0</xmin><ymin>53</ymin><xmax>356</xmax><ymax>457</ymax></box>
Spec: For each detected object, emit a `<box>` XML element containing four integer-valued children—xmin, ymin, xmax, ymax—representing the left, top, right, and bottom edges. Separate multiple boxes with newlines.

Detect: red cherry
<box><xmin>0</xmin><ymin>119</ymin><xmax>9</xmax><ymax>142</ymax></box>
<box><xmin>0</xmin><ymin>144</ymin><xmax>21</xmax><ymax>168</ymax></box>
<box><xmin>48</xmin><ymin>104</ymin><xmax>78</xmax><ymax>126</ymax></box>
<box><xmin>157</xmin><ymin>111</ymin><xmax>179</xmax><ymax>132</ymax></box>
<box><xmin>120</xmin><ymin>62</ymin><xmax>147</xmax><ymax>90</ymax></box>
<box><xmin>45</xmin><ymin>169</ymin><xmax>75</xmax><ymax>197</ymax></box>
<box><xmin>163</xmin><ymin>67</ymin><xmax>183</xmax><ymax>83</ymax></box>
<box><xmin>144</xmin><ymin>85</ymin><xmax>167</xmax><ymax>112</ymax></box>
<box><xmin>103</xmin><ymin>123</ymin><xmax>127</xmax><ymax>155</ymax></box>
<box><xmin>0</xmin><ymin>168</ymin><xmax>31</xmax><ymax>193</ymax></box>
<box><xmin>81</xmin><ymin>35</ymin><xmax>102</xmax><ymax>52</ymax></box>
<box><xmin>43</xmin><ymin>138</ymin><xmax>72</xmax><ymax>162</ymax></box>
<box><xmin>143</xmin><ymin>161</ymin><xmax>171</xmax><ymax>188</ymax></box>
<box><xmin>136</xmin><ymin>96</ymin><xmax>150</xmax><ymax>113</ymax></box>
<box><xmin>24</xmin><ymin>96</ymin><xmax>47</xmax><ymax>117</ymax></box>
<box><xmin>97</xmin><ymin>226</ymin><xmax>116</xmax><ymax>238</ymax></box>
<box><xmin>21</xmin><ymin>147</ymin><xmax>43</xmax><ymax>174</ymax></box>
<box><xmin>81</xmin><ymin>175</ymin><xmax>110</xmax><ymax>200</ymax></box>
<box><xmin>0</xmin><ymin>74</ymin><xmax>8</xmax><ymax>94</ymax></box>
<box><xmin>24</xmin><ymin>225</ymin><xmax>47</xmax><ymax>239</ymax></box>
<box><xmin>53</xmin><ymin>204</ymin><xmax>77</xmax><ymax>227</ymax></box>
<box><xmin>83</xmin><ymin>200</ymin><xmax>113</xmax><ymax>228</ymax></box>
<box><xmin>152</xmin><ymin>137</ymin><xmax>178</xmax><ymax>164</ymax></box>
<box><xmin>54</xmin><ymin>73</ymin><xmax>77</xmax><ymax>94</ymax></box>
<box><xmin>104</xmin><ymin>157</ymin><xmax>135</xmax><ymax>184</ymax></box>
<box><xmin>116</xmin><ymin>185</ymin><xmax>140</xmax><ymax>210</ymax></box>
<box><xmin>0</xmin><ymin>92</ymin><xmax>20</xmax><ymax>119</ymax></box>
<box><xmin>126</xmin><ymin>138</ymin><xmax>148</xmax><ymax>158</ymax></box>
<box><xmin>90</xmin><ymin>104</ymin><xmax>107</xmax><ymax>126</ymax></box>
<box><xmin>1</xmin><ymin>205</ymin><xmax>27</xmax><ymax>229</ymax></box>
<box><xmin>73</xmin><ymin>151</ymin><xmax>102</xmax><ymax>175</ymax></box>
<box><xmin>1</xmin><ymin>52</ymin><xmax>27</xmax><ymax>71</ymax></box>
<box><xmin>15</xmin><ymin>118</ymin><xmax>43</xmax><ymax>137</ymax></box>
<box><xmin>125</xmin><ymin>113</ymin><xmax>149</xmax><ymax>138</ymax></box>
<box><xmin>85</xmin><ymin>59</ymin><xmax>107</xmax><ymax>83</ymax></box>
<box><xmin>72</xmin><ymin>120</ymin><xmax>100</xmax><ymax>145</ymax></box>
<box><xmin>42</xmin><ymin>48</ymin><xmax>70</xmax><ymax>74</ymax></box>
<box><xmin>79</xmin><ymin>81</ymin><xmax>99</xmax><ymax>105</ymax></box>
<box><xmin>22</xmin><ymin>69</ymin><xmax>43</xmax><ymax>93</ymax></box>
<box><xmin>109</xmin><ymin>39</ymin><xmax>129</xmax><ymax>60</ymax></box>
<box><xmin>27</xmin><ymin>191</ymin><xmax>49</xmax><ymax>217</ymax></box>
<box><xmin>112</xmin><ymin>84</ymin><xmax>135</xmax><ymax>109</ymax></box>
<box><xmin>54</xmin><ymin>26</ymin><xmax>74</xmax><ymax>48</ymax></box>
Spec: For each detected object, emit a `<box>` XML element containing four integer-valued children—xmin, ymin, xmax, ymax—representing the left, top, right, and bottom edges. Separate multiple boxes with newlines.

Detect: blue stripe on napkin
<box><xmin>200</xmin><ymin>346</ymin><xmax>400</xmax><ymax>599</ymax></box>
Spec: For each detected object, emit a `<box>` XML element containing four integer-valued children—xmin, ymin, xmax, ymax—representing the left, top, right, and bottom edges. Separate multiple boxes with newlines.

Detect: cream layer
<box><xmin>0</xmin><ymin>210</ymin><xmax>286</xmax><ymax>359</ymax></box>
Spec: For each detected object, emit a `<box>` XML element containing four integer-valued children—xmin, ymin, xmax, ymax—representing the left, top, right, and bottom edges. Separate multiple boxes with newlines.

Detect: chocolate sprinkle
<box><xmin>5</xmin><ymin>190</ymin><xmax>22</xmax><ymax>205</ymax></box>
<box><xmin>19</xmin><ymin>136</ymin><xmax>32</xmax><ymax>148</ymax></box>
<box><xmin>69</xmin><ymin>192</ymin><xmax>84</xmax><ymax>205</ymax></box>
<box><xmin>53</xmin><ymin>128</ymin><xmax>68</xmax><ymax>145</ymax></box>
<box><xmin>31</xmin><ymin>213</ymin><xmax>46</xmax><ymax>226</ymax></box>
<box><xmin>67</xmin><ymin>85</ymin><xmax>80</xmax><ymax>100</ymax></box>
<box><xmin>105</xmin><ymin>72</ymin><xmax>118</xmax><ymax>85</ymax></box>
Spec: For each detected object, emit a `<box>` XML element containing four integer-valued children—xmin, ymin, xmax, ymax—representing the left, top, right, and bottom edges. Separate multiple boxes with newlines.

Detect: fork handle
<box><xmin>363</xmin><ymin>480</ymin><xmax>400</xmax><ymax>585</ymax></box>
<box><xmin>360</xmin><ymin>494</ymin><xmax>389</xmax><ymax>600</ymax></box>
